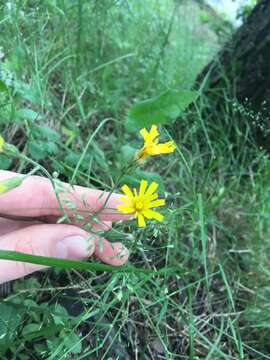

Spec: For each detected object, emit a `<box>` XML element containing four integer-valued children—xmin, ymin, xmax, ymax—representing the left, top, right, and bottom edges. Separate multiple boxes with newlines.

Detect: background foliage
<box><xmin>1</xmin><ymin>0</ymin><xmax>269</xmax><ymax>359</ymax></box>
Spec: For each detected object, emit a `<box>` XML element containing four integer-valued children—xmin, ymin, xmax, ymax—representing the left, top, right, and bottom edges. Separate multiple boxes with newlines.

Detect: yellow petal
<box><xmin>148</xmin><ymin>125</ymin><xmax>159</xmax><ymax>142</ymax></box>
<box><xmin>143</xmin><ymin>209</ymin><xmax>164</xmax><ymax>221</ymax></box>
<box><xmin>146</xmin><ymin>193</ymin><xmax>158</xmax><ymax>202</ymax></box>
<box><xmin>121</xmin><ymin>184</ymin><xmax>134</xmax><ymax>199</ymax></box>
<box><xmin>157</xmin><ymin>141</ymin><xmax>176</xmax><ymax>153</ymax></box>
<box><xmin>145</xmin><ymin>181</ymin><xmax>158</xmax><ymax>197</ymax></box>
<box><xmin>137</xmin><ymin>213</ymin><xmax>146</xmax><ymax>227</ymax></box>
<box><xmin>139</xmin><ymin>180</ymin><xmax>148</xmax><ymax>197</ymax></box>
<box><xmin>117</xmin><ymin>204</ymin><xmax>135</xmax><ymax>214</ymax></box>
<box><xmin>120</xmin><ymin>196</ymin><xmax>130</xmax><ymax>203</ymax></box>
<box><xmin>147</xmin><ymin>199</ymin><xmax>165</xmax><ymax>208</ymax></box>
<box><xmin>139</xmin><ymin>128</ymin><xmax>149</xmax><ymax>141</ymax></box>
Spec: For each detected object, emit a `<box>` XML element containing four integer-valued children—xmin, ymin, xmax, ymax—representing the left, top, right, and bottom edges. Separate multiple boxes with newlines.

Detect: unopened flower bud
<box><xmin>0</xmin><ymin>177</ymin><xmax>24</xmax><ymax>194</ymax></box>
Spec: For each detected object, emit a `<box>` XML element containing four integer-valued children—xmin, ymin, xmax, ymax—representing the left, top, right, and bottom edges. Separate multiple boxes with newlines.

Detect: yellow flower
<box><xmin>117</xmin><ymin>180</ymin><xmax>165</xmax><ymax>227</ymax></box>
<box><xmin>0</xmin><ymin>135</ymin><xmax>5</xmax><ymax>153</ymax></box>
<box><xmin>136</xmin><ymin>125</ymin><xmax>176</xmax><ymax>161</ymax></box>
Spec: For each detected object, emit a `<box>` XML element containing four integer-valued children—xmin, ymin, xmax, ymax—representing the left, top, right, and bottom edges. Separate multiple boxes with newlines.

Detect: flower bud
<box><xmin>0</xmin><ymin>177</ymin><xmax>24</xmax><ymax>194</ymax></box>
<box><xmin>3</xmin><ymin>143</ymin><xmax>19</xmax><ymax>155</ymax></box>
<box><xmin>0</xmin><ymin>135</ymin><xmax>19</xmax><ymax>155</ymax></box>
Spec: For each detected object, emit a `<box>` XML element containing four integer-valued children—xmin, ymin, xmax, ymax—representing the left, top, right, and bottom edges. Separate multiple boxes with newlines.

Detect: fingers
<box><xmin>0</xmin><ymin>224</ymin><xmax>95</xmax><ymax>284</ymax></box>
<box><xmin>0</xmin><ymin>170</ymin><xmax>130</xmax><ymax>222</ymax></box>
<box><xmin>0</xmin><ymin>218</ymin><xmax>40</xmax><ymax>236</ymax></box>
<box><xmin>92</xmin><ymin>221</ymin><xmax>129</xmax><ymax>265</ymax></box>
<box><xmin>94</xmin><ymin>239</ymin><xmax>129</xmax><ymax>266</ymax></box>
<box><xmin>0</xmin><ymin>217</ymin><xmax>113</xmax><ymax>236</ymax></box>
<box><xmin>0</xmin><ymin>221</ymin><xmax>129</xmax><ymax>284</ymax></box>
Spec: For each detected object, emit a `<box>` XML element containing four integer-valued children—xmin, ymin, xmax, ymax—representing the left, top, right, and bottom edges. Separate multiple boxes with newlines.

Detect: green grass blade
<box><xmin>0</xmin><ymin>250</ymin><xmax>180</xmax><ymax>275</ymax></box>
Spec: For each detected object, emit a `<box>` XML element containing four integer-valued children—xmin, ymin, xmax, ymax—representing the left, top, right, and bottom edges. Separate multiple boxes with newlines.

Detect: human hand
<box><xmin>0</xmin><ymin>170</ymin><xmax>129</xmax><ymax>284</ymax></box>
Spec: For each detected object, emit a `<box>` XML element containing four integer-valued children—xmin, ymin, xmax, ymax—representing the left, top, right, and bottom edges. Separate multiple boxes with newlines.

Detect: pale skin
<box><xmin>0</xmin><ymin>170</ymin><xmax>130</xmax><ymax>284</ymax></box>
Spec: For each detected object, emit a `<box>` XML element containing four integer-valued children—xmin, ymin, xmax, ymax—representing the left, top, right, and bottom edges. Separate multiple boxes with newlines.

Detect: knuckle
<box><xmin>13</xmin><ymin>235</ymin><xmax>45</xmax><ymax>276</ymax></box>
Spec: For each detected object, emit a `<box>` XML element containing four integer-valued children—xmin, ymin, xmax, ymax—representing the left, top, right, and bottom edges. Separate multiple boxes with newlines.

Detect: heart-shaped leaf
<box><xmin>128</xmin><ymin>89</ymin><xmax>198</xmax><ymax>128</ymax></box>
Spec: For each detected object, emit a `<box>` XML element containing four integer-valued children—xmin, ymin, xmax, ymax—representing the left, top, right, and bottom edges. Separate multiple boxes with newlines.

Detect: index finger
<box><xmin>0</xmin><ymin>171</ymin><xmax>129</xmax><ymax>222</ymax></box>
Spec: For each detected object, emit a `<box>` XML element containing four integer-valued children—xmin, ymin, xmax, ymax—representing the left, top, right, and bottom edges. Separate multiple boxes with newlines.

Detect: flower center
<box><xmin>135</xmin><ymin>200</ymin><xmax>144</xmax><ymax>211</ymax></box>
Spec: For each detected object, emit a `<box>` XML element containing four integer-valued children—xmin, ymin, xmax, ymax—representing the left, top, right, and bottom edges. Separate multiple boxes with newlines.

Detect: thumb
<box><xmin>0</xmin><ymin>224</ymin><xmax>95</xmax><ymax>284</ymax></box>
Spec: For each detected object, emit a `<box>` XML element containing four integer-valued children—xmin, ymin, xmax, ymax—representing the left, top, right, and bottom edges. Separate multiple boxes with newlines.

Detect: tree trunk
<box><xmin>197</xmin><ymin>0</ymin><xmax>270</xmax><ymax>146</ymax></box>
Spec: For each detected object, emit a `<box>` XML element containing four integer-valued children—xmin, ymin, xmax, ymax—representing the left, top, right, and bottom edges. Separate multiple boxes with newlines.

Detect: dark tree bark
<box><xmin>197</xmin><ymin>0</ymin><xmax>270</xmax><ymax>146</ymax></box>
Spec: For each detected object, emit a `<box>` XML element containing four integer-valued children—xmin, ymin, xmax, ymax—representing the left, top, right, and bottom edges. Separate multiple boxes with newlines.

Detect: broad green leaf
<box><xmin>22</xmin><ymin>324</ymin><xmax>41</xmax><ymax>336</ymax></box>
<box><xmin>52</xmin><ymin>305</ymin><xmax>69</xmax><ymax>326</ymax></box>
<box><xmin>16</xmin><ymin>108</ymin><xmax>41</xmax><ymax>122</ymax></box>
<box><xmin>128</xmin><ymin>89</ymin><xmax>198</xmax><ymax>127</ymax></box>
<box><xmin>0</xmin><ymin>303</ymin><xmax>23</xmax><ymax>346</ymax></box>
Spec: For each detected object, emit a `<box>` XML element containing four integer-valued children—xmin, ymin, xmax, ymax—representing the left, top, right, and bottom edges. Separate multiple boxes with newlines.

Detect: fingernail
<box><xmin>110</xmin><ymin>242</ymin><xmax>129</xmax><ymax>265</ymax></box>
<box><xmin>55</xmin><ymin>235</ymin><xmax>95</xmax><ymax>259</ymax></box>
<box><xmin>114</xmin><ymin>242</ymin><xmax>129</xmax><ymax>260</ymax></box>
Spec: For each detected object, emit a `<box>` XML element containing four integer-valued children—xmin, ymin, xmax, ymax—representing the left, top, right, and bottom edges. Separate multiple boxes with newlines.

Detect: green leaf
<box><xmin>0</xmin><ymin>154</ymin><xmax>12</xmax><ymax>170</ymax></box>
<box><xmin>0</xmin><ymin>303</ymin><xmax>23</xmax><ymax>345</ymax></box>
<box><xmin>36</xmin><ymin>124</ymin><xmax>60</xmax><ymax>141</ymax></box>
<box><xmin>45</xmin><ymin>141</ymin><xmax>58</xmax><ymax>155</ymax></box>
<box><xmin>52</xmin><ymin>304</ymin><xmax>69</xmax><ymax>326</ymax></box>
<box><xmin>15</xmin><ymin>81</ymin><xmax>42</xmax><ymax>105</ymax></box>
<box><xmin>0</xmin><ymin>80</ymin><xmax>8</xmax><ymax>93</ymax></box>
<box><xmin>22</xmin><ymin>323</ymin><xmax>41</xmax><ymax>336</ymax></box>
<box><xmin>128</xmin><ymin>89</ymin><xmax>198</xmax><ymax>127</ymax></box>
<box><xmin>120</xmin><ymin>145</ymin><xmax>137</xmax><ymax>162</ymax></box>
<box><xmin>64</xmin><ymin>332</ymin><xmax>82</xmax><ymax>354</ymax></box>
<box><xmin>16</xmin><ymin>108</ymin><xmax>41</xmax><ymax>122</ymax></box>
<box><xmin>28</xmin><ymin>140</ymin><xmax>47</xmax><ymax>160</ymax></box>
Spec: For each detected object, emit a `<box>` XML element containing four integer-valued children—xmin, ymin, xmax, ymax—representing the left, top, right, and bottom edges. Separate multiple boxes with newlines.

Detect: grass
<box><xmin>0</xmin><ymin>0</ymin><xmax>269</xmax><ymax>358</ymax></box>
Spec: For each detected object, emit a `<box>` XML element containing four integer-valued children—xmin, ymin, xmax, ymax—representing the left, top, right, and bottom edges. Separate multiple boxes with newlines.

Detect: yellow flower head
<box><xmin>136</xmin><ymin>125</ymin><xmax>176</xmax><ymax>162</ymax></box>
<box><xmin>0</xmin><ymin>135</ymin><xmax>5</xmax><ymax>153</ymax></box>
<box><xmin>117</xmin><ymin>180</ymin><xmax>165</xmax><ymax>227</ymax></box>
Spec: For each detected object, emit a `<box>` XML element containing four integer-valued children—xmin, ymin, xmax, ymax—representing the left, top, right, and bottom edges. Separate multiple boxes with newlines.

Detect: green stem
<box><xmin>15</xmin><ymin>153</ymin><xmax>70</xmax><ymax>223</ymax></box>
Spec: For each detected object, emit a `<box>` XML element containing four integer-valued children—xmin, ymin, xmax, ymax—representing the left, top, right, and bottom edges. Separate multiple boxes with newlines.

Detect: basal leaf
<box><xmin>16</xmin><ymin>108</ymin><xmax>41</xmax><ymax>122</ymax></box>
<box><xmin>128</xmin><ymin>89</ymin><xmax>198</xmax><ymax>128</ymax></box>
